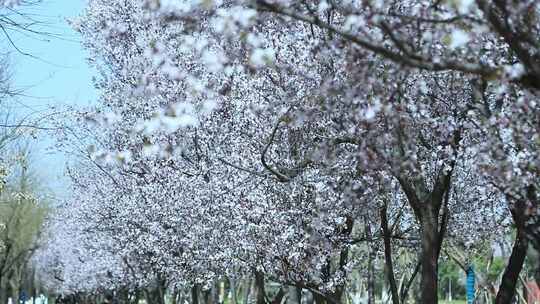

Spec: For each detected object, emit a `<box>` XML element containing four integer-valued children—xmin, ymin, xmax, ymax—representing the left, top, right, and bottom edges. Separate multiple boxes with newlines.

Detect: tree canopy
<box><xmin>26</xmin><ymin>0</ymin><xmax>540</xmax><ymax>304</ymax></box>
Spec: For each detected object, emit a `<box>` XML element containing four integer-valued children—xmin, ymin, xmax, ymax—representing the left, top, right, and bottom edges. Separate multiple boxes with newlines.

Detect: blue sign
<box><xmin>466</xmin><ymin>266</ymin><xmax>475</xmax><ymax>304</ymax></box>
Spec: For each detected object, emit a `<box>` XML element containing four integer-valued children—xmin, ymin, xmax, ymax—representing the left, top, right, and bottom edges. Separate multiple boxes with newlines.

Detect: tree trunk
<box><xmin>47</xmin><ymin>295</ymin><xmax>56</xmax><ymax>304</ymax></box>
<box><xmin>420</xmin><ymin>211</ymin><xmax>440</xmax><ymax>304</ymax></box>
<box><xmin>395</xmin><ymin>136</ymin><xmax>457</xmax><ymax>304</ymax></box>
<box><xmin>364</xmin><ymin>217</ymin><xmax>375</xmax><ymax>304</ymax></box>
<box><xmin>10</xmin><ymin>277</ymin><xmax>20</xmax><ymax>304</ymax></box>
<box><xmin>312</xmin><ymin>293</ymin><xmax>325</xmax><ymax>304</ymax></box>
<box><xmin>157</xmin><ymin>289</ymin><xmax>165</xmax><ymax>304</ymax></box>
<box><xmin>293</xmin><ymin>287</ymin><xmax>302</xmax><ymax>304</ymax></box>
<box><xmin>270</xmin><ymin>288</ymin><xmax>286</xmax><ymax>304</ymax></box>
<box><xmin>145</xmin><ymin>287</ymin><xmax>164</xmax><ymax>304</ymax></box>
<box><xmin>367</xmin><ymin>249</ymin><xmax>375</xmax><ymax>304</ymax></box>
<box><xmin>327</xmin><ymin>216</ymin><xmax>353</xmax><ymax>303</ymax></box>
<box><xmin>0</xmin><ymin>281</ymin><xmax>7</xmax><ymax>304</ymax></box>
<box><xmin>400</xmin><ymin>260</ymin><xmax>420</xmax><ymax>303</ymax></box>
<box><xmin>143</xmin><ymin>290</ymin><xmax>150</xmax><ymax>304</ymax></box>
<box><xmin>254</xmin><ymin>271</ymin><xmax>266</xmax><ymax>304</ymax></box>
<box><xmin>191</xmin><ymin>285</ymin><xmax>199</xmax><ymax>304</ymax></box>
<box><xmin>177</xmin><ymin>292</ymin><xmax>184</xmax><ymax>304</ymax></box>
<box><xmin>495</xmin><ymin>228</ymin><xmax>529</xmax><ymax>304</ymax></box>
<box><xmin>243</xmin><ymin>279</ymin><xmax>251</xmax><ymax>304</ymax></box>
<box><xmin>203</xmin><ymin>289</ymin><xmax>211</xmax><ymax>304</ymax></box>
<box><xmin>171</xmin><ymin>288</ymin><xmax>178</xmax><ymax>304</ymax></box>
<box><xmin>380</xmin><ymin>202</ymin><xmax>400</xmax><ymax>304</ymax></box>
<box><xmin>229</xmin><ymin>278</ymin><xmax>237</xmax><ymax>304</ymax></box>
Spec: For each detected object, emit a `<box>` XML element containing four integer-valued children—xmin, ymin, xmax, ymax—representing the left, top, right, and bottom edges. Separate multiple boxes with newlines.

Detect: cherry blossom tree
<box><xmin>35</xmin><ymin>0</ymin><xmax>539</xmax><ymax>304</ymax></box>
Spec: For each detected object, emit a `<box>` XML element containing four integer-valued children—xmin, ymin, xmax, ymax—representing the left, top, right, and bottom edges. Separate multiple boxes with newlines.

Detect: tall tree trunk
<box><xmin>312</xmin><ymin>293</ymin><xmax>325</xmax><ymax>304</ymax></box>
<box><xmin>144</xmin><ymin>290</ymin><xmax>152</xmax><ymax>304</ymax></box>
<box><xmin>367</xmin><ymin>249</ymin><xmax>375</xmax><ymax>304</ymax></box>
<box><xmin>364</xmin><ymin>217</ymin><xmax>375</xmax><ymax>304</ymax></box>
<box><xmin>380</xmin><ymin>202</ymin><xmax>400</xmax><ymax>304</ymax></box>
<box><xmin>0</xmin><ymin>280</ymin><xmax>7</xmax><ymax>304</ymax></box>
<box><xmin>171</xmin><ymin>288</ymin><xmax>178</xmax><ymax>304</ymax></box>
<box><xmin>243</xmin><ymin>279</ymin><xmax>252</xmax><ymax>304</ymax></box>
<box><xmin>203</xmin><ymin>289</ymin><xmax>211</xmax><ymax>304</ymax></box>
<box><xmin>395</xmin><ymin>130</ymin><xmax>458</xmax><ymax>304</ymax></box>
<box><xmin>11</xmin><ymin>277</ymin><xmax>20</xmax><ymax>304</ymax></box>
<box><xmin>495</xmin><ymin>228</ymin><xmax>529</xmax><ymax>304</ymax></box>
<box><xmin>31</xmin><ymin>268</ymin><xmax>36</xmax><ymax>304</ymax></box>
<box><xmin>496</xmin><ymin>195</ymin><xmax>531</xmax><ymax>304</ymax></box>
<box><xmin>328</xmin><ymin>216</ymin><xmax>353</xmax><ymax>303</ymax></box>
<box><xmin>254</xmin><ymin>271</ymin><xmax>266</xmax><ymax>304</ymax></box>
<box><xmin>270</xmin><ymin>288</ymin><xmax>286</xmax><ymax>304</ymax></box>
<box><xmin>158</xmin><ymin>285</ymin><xmax>166</xmax><ymax>304</ymax></box>
<box><xmin>191</xmin><ymin>285</ymin><xmax>199</xmax><ymax>304</ymax></box>
<box><xmin>420</xmin><ymin>210</ymin><xmax>440</xmax><ymax>304</ymax></box>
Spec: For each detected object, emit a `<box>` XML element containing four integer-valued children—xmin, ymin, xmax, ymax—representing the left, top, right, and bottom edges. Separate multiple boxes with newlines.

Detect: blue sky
<box><xmin>2</xmin><ymin>0</ymin><xmax>96</xmax><ymax>196</ymax></box>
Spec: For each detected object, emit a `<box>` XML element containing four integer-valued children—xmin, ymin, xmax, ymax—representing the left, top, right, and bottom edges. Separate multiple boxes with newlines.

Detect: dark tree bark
<box><xmin>191</xmin><ymin>284</ymin><xmax>199</xmax><ymax>304</ymax></box>
<box><xmin>254</xmin><ymin>271</ymin><xmax>266</xmax><ymax>304</ymax></box>
<box><xmin>419</xmin><ymin>208</ymin><xmax>440</xmax><ymax>304</ymax></box>
<box><xmin>495</xmin><ymin>229</ymin><xmax>528</xmax><ymax>304</ymax></box>
<box><xmin>312</xmin><ymin>293</ymin><xmax>325</xmax><ymax>304</ymax></box>
<box><xmin>396</xmin><ymin>174</ymin><xmax>453</xmax><ymax>304</ymax></box>
<box><xmin>243</xmin><ymin>279</ymin><xmax>252</xmax><ymax>304</ymax></box>
<box><xmin>270</xmin><ymin>288</ymin><xmax>286</xmax><ymax>304</ymax></box>
<box><xmin>495</xmin><ymin>198</ymin><xmax>530</xmax><ymax>304</ymax></box>
<box><xmin>171</xmin><ymin>288</ymin><xmax>178</xmax><ymax>304</ymax></box>
<box><xmin>203</xmin><ymin>289</ymin><xmax>211</xmax><ymax>304</ymax></box>
<box><xmin>0</xmin><ymin>282</ymin><xmax>7</xmax><ymax>304</ymax></box>
<box><xmin>365</xmin><ymin>218</ymin><xmax>375</xmax><ymax>304</ymax></box>
<box><xmin>396</xmin><ymin>140</ymin><xmax>456</xmax><ymax>304</ymax></box>
<box><xmin>157</xmin><ymin>280</ymin><xmax>166</xmax><ymax>304</ymax></box>
<box><xmin>400</xmin><ymin>260</ymin><xmax>420</xmax><ymax>303</ymax></box>
<box><xmin>328</xmin><ymin>216</ymin><xmax>353</xmax><ymax>303</ymax></box>
<box><xmin>380</xmin><ymin>201</ymin><xmax>400</xmax><ymax>304</ymax></box>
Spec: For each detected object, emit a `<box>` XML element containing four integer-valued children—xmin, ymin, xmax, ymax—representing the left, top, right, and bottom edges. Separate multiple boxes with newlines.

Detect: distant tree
<box><xmin>0</xmin><ymin>149</ymin><xmax>48</xmax><ymax>304</ymax></box>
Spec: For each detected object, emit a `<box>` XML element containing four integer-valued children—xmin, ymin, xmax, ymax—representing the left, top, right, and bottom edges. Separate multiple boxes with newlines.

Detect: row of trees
<box><xmin>34</xmin><ymin>0</ymin><xmax>538</xmax><ymax>303</ymax></box>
